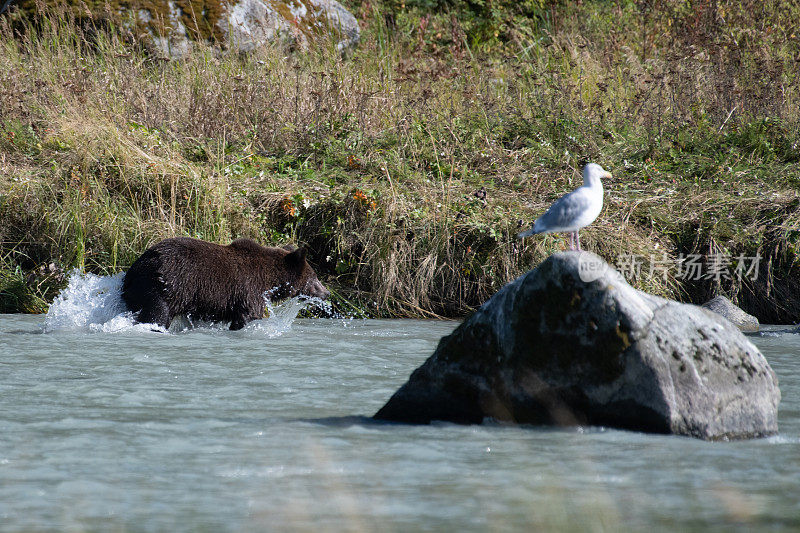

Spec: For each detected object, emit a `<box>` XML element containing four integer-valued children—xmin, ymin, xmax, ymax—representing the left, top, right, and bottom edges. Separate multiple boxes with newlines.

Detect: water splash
<box><xmin>246</xmin><ymin>294</ymin><xmax>333</xmax><ymax>337</ymax></box>
<box><xmin>42</xmin><ymin>270</ymin><xmax>132</xmax><ymax>333</ymax></box>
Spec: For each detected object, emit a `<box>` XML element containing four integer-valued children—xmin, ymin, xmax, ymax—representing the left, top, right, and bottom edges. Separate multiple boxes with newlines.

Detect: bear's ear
<box><xmin>285</xmin><ymin>247</ymin><xmax>307</xmax><ymax>268</ymax></box>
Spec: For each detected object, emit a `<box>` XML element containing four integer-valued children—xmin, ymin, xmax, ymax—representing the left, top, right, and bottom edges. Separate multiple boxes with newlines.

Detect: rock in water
<box><xmin>702</xmin><ymin>295</ymin><xmax>760</xmax><ymax>333</ymax></box>
<box><xmin>375</xmin><ymin>252</ymin><xmax>780</xmax><ymax>440</ymax></box>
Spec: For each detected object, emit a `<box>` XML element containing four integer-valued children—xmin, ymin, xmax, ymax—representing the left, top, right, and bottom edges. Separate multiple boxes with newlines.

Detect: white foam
<box><xmin>246</xmin><ymin>295</ymin><xmax>332</xmax><ymax>337</ymax></box>
<box><xmin>42</xmin><ymin>270</ymin><xmax>131</xmax><ymax>333</ymax></box>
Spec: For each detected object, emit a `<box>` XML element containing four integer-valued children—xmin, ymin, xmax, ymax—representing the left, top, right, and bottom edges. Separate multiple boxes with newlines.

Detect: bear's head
<box><xmin>283</xmin><ymin>247</ymin><xmax>330</xmax><ymax>300</ymax></box>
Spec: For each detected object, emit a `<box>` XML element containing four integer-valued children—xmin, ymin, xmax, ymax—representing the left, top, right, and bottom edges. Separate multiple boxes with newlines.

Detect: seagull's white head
<box><xmin>583</xmin><ymin>163</ymin><xmax>612</xmax><ymax>187</ymax></box>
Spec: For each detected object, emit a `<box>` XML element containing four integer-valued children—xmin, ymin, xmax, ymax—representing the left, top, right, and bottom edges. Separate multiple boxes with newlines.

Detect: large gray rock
<box><xmin>136</xmin><ymin>0</ymin><xmax>360</xmax><ymax>58</ymax></box>
<box><xmin>375</xmin><ymin>252</ymin><xmax>780</xmax><ymax>440</ymax></box>
<box><xmin>702</xmin><ymin>295</ymin><xmax>759</xmax><ymax>333</ymax></box>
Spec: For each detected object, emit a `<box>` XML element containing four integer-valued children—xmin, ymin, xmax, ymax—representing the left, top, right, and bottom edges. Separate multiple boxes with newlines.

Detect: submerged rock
<box><xmin>702</xmin><ymin>295</ymin><xmax>759</xmax><ymax>333</ymax></box>
<box><xmin>375</xmin><ymin>252</ymin><xmax>780</xmax><ymax>440</ymax></box>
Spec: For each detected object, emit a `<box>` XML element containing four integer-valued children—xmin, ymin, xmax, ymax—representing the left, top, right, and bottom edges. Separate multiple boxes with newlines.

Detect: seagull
<box><xmin>518</xmin><ymin>163</ymin><xmax>611</xmax><ymax>251</ymax></box>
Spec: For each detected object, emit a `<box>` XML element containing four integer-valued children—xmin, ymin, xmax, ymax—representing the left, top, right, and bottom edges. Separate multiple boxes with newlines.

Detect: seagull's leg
<box><xmin>576</xmin><ymin>229</ymin><xmax>582</xmax><ymax>251</ymax></box>
<box><xmin>567</xmin><ymin>232</ymin><xmax>574</xmax><ymax>250</ymax></box>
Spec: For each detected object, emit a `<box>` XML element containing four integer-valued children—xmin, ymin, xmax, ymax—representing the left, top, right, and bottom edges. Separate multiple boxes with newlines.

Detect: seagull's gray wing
<box><xmin>534</xmin><ymin>189</ymin><xmax>592</xmax><ymax>233</ymax></box>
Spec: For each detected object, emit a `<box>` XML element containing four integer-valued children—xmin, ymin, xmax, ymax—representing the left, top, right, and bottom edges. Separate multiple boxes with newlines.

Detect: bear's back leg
<box><xmin>137</xmin><ymin>298</ymin><xmax>172</xmax><ymax>330</ymax></box>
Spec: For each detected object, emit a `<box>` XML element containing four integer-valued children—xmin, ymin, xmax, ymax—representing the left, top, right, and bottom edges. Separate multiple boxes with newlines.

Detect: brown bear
<box><xmin>121</xmin><ymin>237</ymin><xmax>329</xmax><ymax>330</ymax></box>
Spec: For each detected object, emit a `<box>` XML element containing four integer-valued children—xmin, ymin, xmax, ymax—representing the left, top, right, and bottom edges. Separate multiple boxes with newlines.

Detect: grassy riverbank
<box><xmin>1</xmin><ymin>1</ymin><xmax>799</xmax><ymax>320</ymax></box>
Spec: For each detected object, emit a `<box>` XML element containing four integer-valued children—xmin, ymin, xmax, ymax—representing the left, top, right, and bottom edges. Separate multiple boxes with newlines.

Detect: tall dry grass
<box><xmin>1</xmin><ymin>1</ymin><xmax>799</xmax><ymax>319</ymax></box>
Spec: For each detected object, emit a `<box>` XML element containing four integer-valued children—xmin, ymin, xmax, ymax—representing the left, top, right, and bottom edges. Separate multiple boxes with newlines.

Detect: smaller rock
<box><xmin>702</xmin><ymin>295</ymin><xmax>759</xmax><ymax>333</ymax></box>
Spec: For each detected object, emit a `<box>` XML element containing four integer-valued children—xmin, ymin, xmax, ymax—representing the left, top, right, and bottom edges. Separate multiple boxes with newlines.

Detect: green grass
<box><xmin>0</xmin><ymin>1</ymin><xmax>799</xmax><ymax>321</ymax></box>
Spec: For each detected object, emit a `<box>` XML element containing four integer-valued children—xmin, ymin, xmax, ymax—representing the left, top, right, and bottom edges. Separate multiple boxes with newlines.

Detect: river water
<box><xmin>1</xmin><ymin>273</ymin><xmax>799</xmax><ymax>531</ymax></box>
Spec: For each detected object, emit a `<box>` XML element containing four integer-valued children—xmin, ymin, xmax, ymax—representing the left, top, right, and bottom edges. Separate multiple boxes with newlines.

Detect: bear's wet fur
<box><xmin>121</xmin><ymin>237</ymin><xmax>329</xmax><ymax>330</ymax></box>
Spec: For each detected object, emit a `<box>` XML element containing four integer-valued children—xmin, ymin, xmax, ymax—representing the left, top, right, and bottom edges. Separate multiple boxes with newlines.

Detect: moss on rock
<box><xmin>12</xmin><ymin>0</ymin><xmax>357</xmax><ymax>53</ymax></box>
